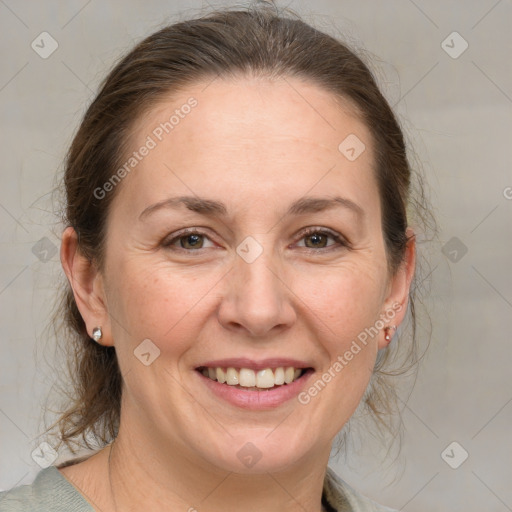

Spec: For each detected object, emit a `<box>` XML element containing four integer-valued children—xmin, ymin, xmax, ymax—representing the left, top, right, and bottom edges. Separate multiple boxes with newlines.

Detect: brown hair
<box><xmin>46</xmin><ymin>2</ymin><xmax>437</xmax><ymax>460</ymax></box>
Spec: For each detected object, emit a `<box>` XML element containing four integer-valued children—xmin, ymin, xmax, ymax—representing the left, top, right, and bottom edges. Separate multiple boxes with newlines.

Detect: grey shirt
<box><xmin>0</xmin><ymin>465</ymin><xmax>398</xmax><ymax>511</ymax></box>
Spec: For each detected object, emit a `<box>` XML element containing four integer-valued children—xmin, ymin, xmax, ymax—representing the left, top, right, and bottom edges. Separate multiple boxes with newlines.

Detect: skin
<box><xmin>59</xmin><ymin>75</ymin><xmax>415</xmax><ymax>512</ymax></box>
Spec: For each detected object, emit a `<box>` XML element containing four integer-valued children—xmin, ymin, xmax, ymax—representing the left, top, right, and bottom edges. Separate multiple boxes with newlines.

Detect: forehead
<box><xmin>134</xmin><ymin>75</ymin><xmax>369</xmax><ymax>156</ymax></box>
<box><xmin>115</xmin><ymin>76</ymin><xmax>377</xmax><ymax>220</ymax></box>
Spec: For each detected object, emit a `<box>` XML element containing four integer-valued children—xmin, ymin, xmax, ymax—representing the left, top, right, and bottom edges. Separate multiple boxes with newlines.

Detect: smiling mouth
<box><xmin>196</xmin><ymin>366</ymin><xmax>313</xmax><ymax>391</ymax></box>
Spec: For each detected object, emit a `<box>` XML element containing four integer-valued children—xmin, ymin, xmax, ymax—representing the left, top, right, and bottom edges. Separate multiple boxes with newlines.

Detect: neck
<box><xmin>106</xmin><ymin>425</ymin><xmax>330</xmax><ymax>512</ymax></box>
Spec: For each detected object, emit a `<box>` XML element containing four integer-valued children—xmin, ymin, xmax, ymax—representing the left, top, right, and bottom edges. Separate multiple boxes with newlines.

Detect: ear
<box><xmin>378</xmin><ymin>227</ymin><xmax>416</xmax><ymax>350</ymax></box>
<box><xmin>60</xmin><ymin>226</ymin><xmax>113</xmax><ymax>346</ymax></box>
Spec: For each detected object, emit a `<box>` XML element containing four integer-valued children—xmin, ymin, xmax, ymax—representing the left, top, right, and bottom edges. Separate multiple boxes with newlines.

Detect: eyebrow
<box><xmin>139</xmin><ymin>195</ymin><xmax>365</xmax><ymax>221</ymax></box>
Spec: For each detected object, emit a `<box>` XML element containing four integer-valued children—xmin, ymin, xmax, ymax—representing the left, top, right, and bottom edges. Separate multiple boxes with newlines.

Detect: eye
<box><xmin>162</xmin><ymin>226</ymin><xmax>349</xmax><ymax>254</ymax></box>
<box><xmin>295</xmin><ymin>227</ymin><xmax>348</xmax><ymax>251</ymax></box>
<box><xmin>162</xmin><ymin>228</ymin><xmax>216</xmax><ymax>251</ymax></box>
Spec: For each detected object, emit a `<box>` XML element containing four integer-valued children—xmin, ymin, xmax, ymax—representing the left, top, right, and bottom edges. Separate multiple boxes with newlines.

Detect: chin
<box><xmin>202</xmin><ymin>436</ymin><xmax>308</xmax><ymax>475</ymax></box>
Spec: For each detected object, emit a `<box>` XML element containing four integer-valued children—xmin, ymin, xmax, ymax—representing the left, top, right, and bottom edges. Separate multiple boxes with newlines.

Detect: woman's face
<box><xmin>85</xmin><ymin>76</ymin><xmax>411</xmax><ymax>472</ymax></box>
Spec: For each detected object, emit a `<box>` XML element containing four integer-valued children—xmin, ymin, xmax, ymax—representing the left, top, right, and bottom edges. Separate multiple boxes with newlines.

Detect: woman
<box><xmin>0</xmin><ymin>3</ymin><xmax>433</xmax><ymax>511</ymax></box>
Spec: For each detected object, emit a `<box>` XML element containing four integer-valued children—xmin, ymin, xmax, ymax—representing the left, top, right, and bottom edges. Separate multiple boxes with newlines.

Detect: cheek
<box><xmin>105</xmin><ymin>258</ymin><xmax>218</xmax><ymax>354</ymax></box>
<box><xmin>290</xmin><ymin>258</ymin><xmax>387</xmax><ymax>396</ymax></box>
<box><xmin>293</xmin><ymin>260</ymin><xmax>386</xmax><ymax>335</ymax></box>
<box><xmin>295</xmin><ymin>266</ymin><xmax>385</xmax><ymax>415</ymax></box>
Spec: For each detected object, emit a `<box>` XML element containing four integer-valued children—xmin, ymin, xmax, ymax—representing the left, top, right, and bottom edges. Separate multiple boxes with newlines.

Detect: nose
<box><xmin>217</xmin><ymin>244</ymin><xmax>297</xmax><ymax>338</ymax></box>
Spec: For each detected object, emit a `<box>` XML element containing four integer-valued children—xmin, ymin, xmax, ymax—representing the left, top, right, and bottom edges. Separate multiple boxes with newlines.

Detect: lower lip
<box><xmin>195</xmin><ymin>369</ymin><xmax>314</xmax><ymax>410</ymax></box>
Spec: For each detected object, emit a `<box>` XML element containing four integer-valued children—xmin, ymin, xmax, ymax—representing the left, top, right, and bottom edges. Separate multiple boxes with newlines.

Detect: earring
<box><xmin>384</xmin><ymin>325</ymin><xmax>397</xmax><ymax>342</ymax></box>
<box><xmin>92</xmin><ymin>327</ymin><xmax>103</xmax><ymax>342</ymax></box>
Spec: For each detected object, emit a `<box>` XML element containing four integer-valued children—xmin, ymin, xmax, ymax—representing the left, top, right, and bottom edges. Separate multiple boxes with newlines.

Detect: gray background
<box><xmin>1</xmin><ymin>1</ymin><xmax>511</xmax><ymax>511</ymax></box>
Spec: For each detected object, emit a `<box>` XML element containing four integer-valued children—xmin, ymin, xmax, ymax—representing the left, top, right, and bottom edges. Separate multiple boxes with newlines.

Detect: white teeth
<box><xmin>274</xmin><ymin>367</ymin><xmax>285</xmax><ymax>385</ymax></box>
<box><xmin>226</xmin><ymin>367</ymin><xmax>239</xmax><ymax>385</ymax></box>
<box><xmin>256</xmin><ymin>369</ymin><xmax>274</xmax><ymax>388</ymax></box>
<box><xmin>216</xmin><ymin>367</ymin><xmax>226</xmax><ymax>384</ymax></box>
<box><xmin>284</xmin><ymin>367</ymin><xmax>295</xmax><ymax>384</ymax></box>
<box><xmin>201</xmin><ymin>366</ymin><xmax>306</xmax><ymax>389</ymax></box>
<box><xmin>239</xmin><ymin>368</ymin><xmax>256</xmax><ymax>387</ymax></box>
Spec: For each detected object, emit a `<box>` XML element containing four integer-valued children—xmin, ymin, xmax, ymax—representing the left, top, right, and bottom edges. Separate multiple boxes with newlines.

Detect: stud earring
<box><xmin>92</xmin><ymin>327</ymin><xmax>103</xmax><ymax>342</ymax></box>
<box><xmin>384</xmin><ymin>325</ymin><xmax>397</xmax><ymax>342</ymax></box>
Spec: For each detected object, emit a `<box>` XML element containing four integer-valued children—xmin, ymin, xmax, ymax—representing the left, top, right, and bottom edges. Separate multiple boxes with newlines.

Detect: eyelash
<box><xmin>162</xmin><ymin>226</ymin><xmax>349</xmax><ymax>254</ymax></box>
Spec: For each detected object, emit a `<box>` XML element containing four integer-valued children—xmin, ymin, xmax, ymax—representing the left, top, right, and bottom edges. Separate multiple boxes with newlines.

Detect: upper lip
<box><xmin>196</xmin><ymin>358</ymin><xmax>314</xmax><ymax>372</ymax></box>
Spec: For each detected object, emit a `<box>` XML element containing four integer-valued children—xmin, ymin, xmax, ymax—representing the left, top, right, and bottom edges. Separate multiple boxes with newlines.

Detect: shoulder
<box><xmin>323</xmin><ymin>466</ymin><xmax>399</xmax><ymax>512</ymax></box>
<box><xmin>0</xmin><ymin>466</ymin><xmax>93</xmax><ymax>512</ymax></box>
